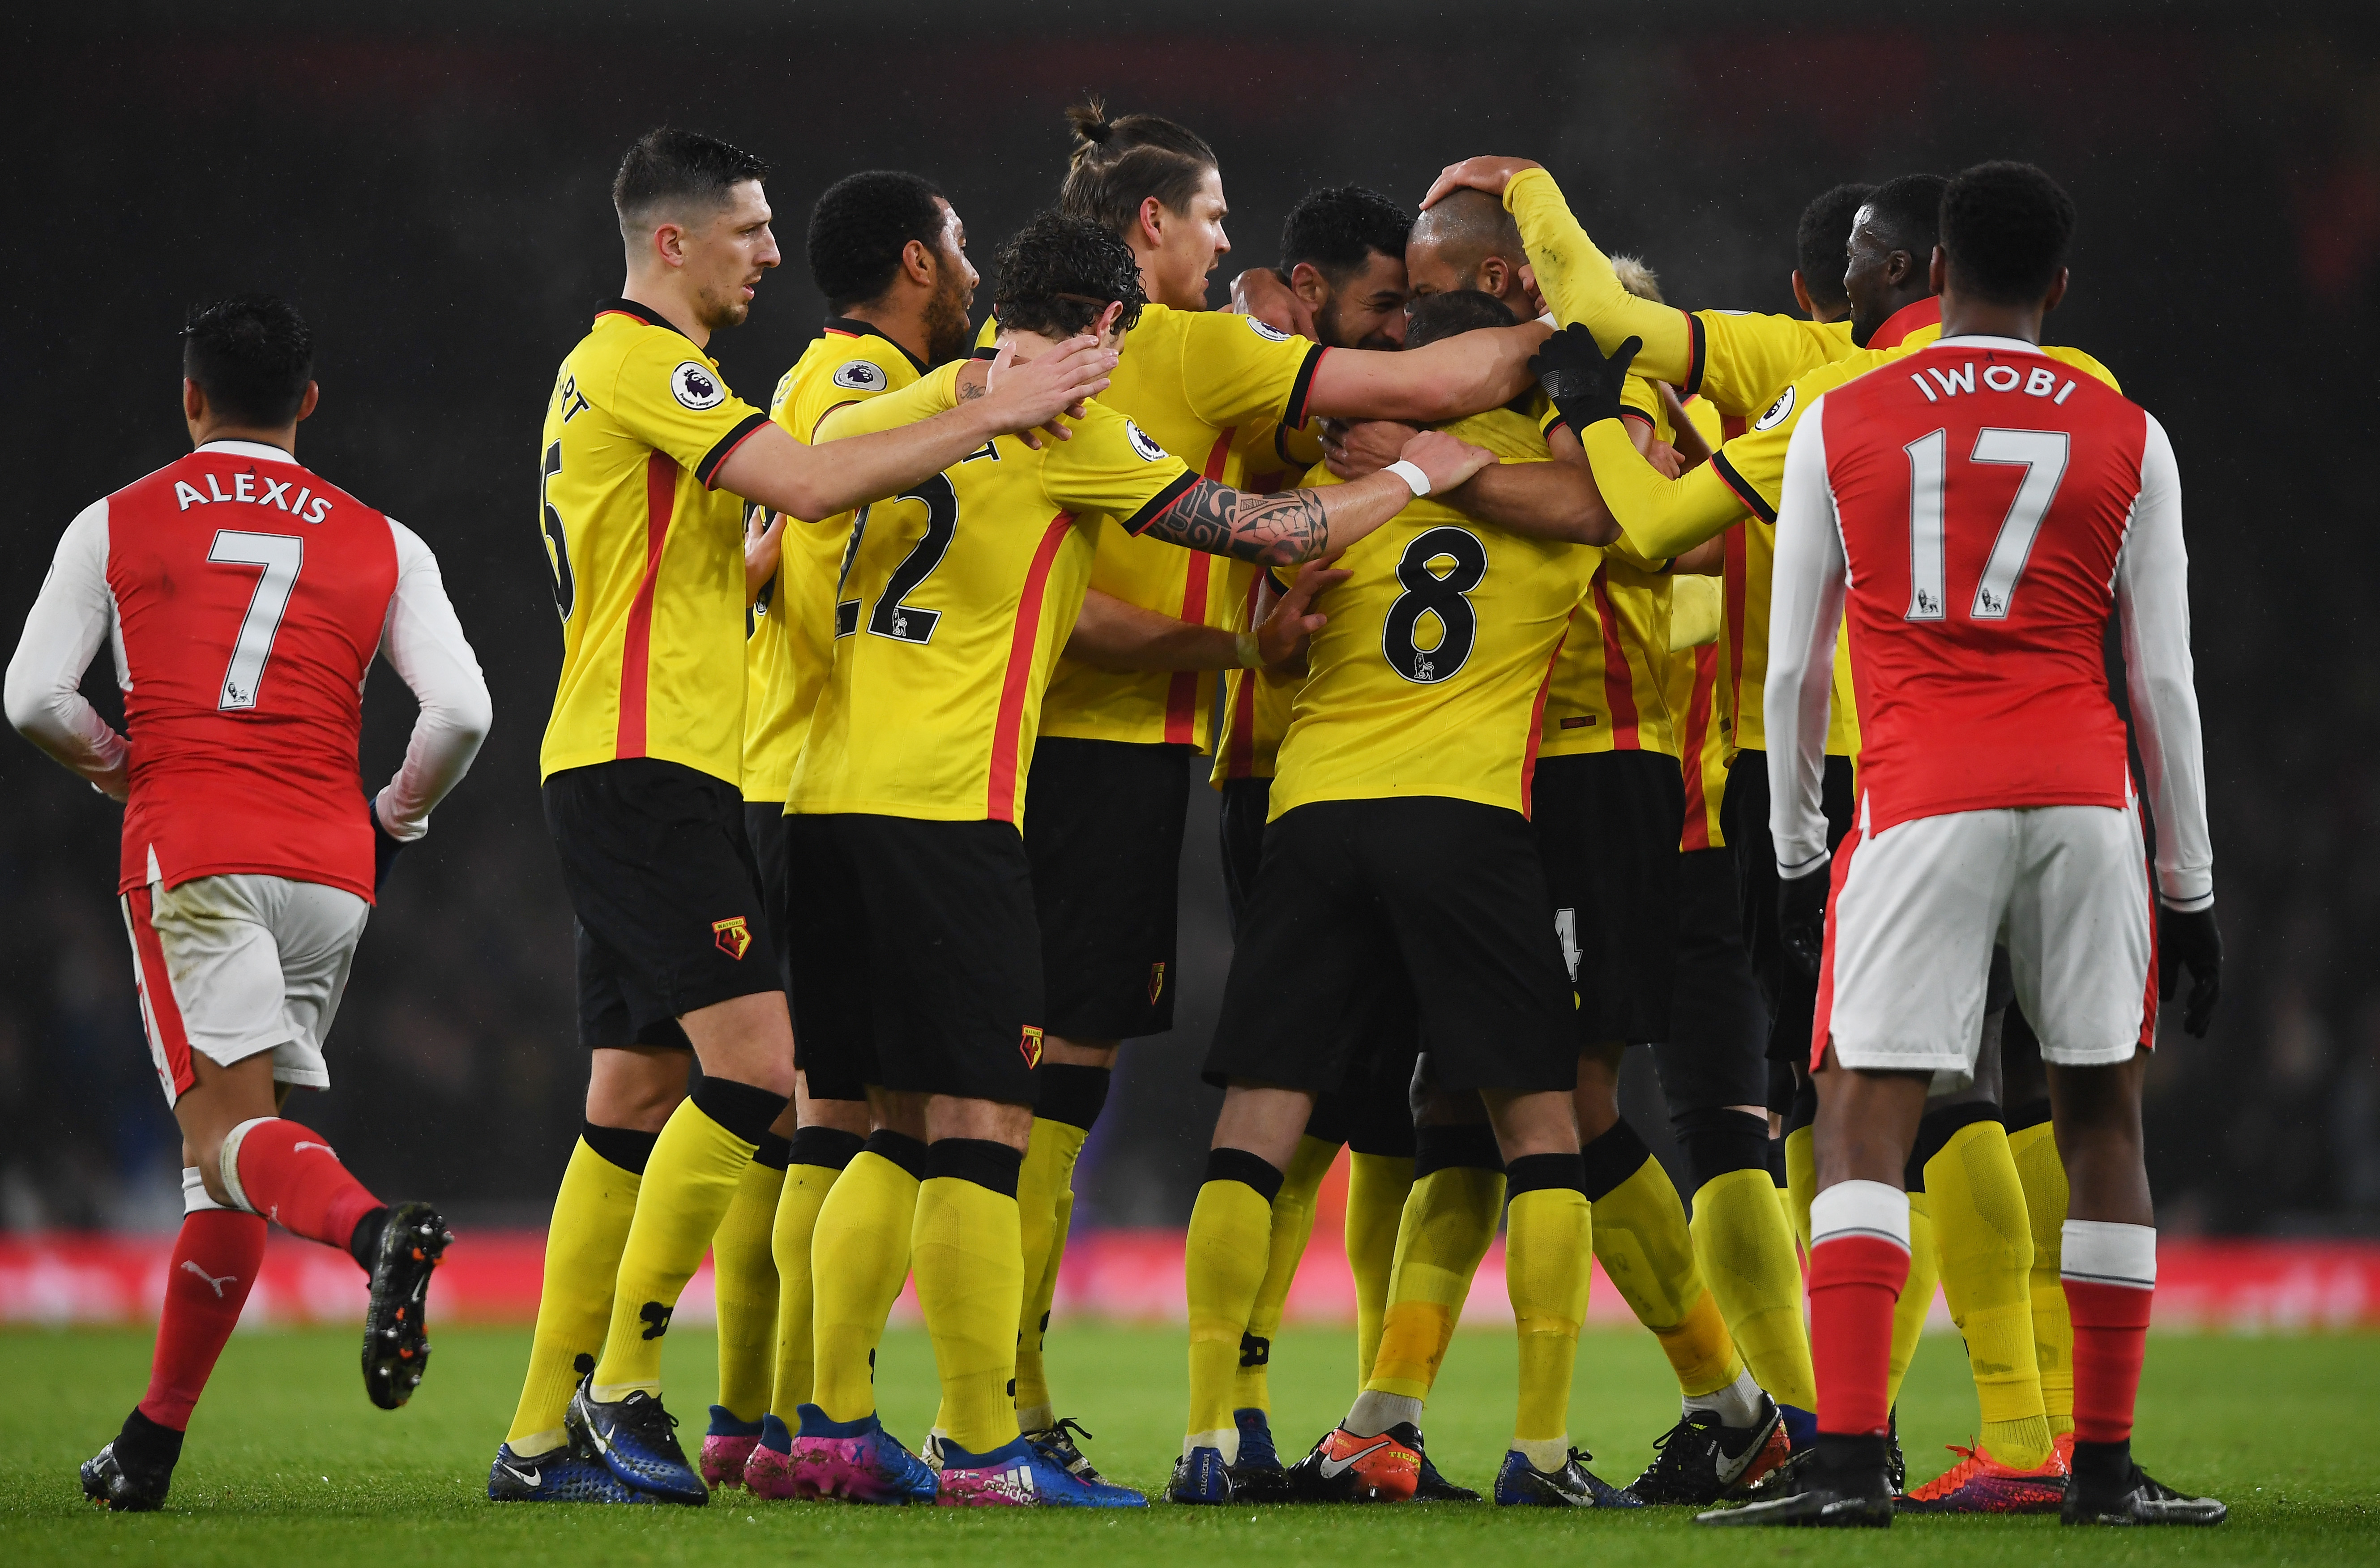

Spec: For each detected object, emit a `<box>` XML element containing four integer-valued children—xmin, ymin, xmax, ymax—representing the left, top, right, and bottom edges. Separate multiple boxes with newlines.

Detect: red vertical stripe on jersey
<box><xmin>1519</xmin><ymin>621</ymin><xmax>1572</xmax><ymax>819</ymax></box>
<box><xmin>125</xmin><ymin>889</ymin><xmax>197</xmax><ymax>1098</ymax></box>
<box><xmin>1221</xmin><ymin>570</ymin><xmax>1265</xmax><ymax>779</ymax></box>
<box><xmin>616</xmin><ymin>453</ymin><xmax>678</xmax><ymax>758</ymax></box>
<box><xmin>1722</xmin><ymin>524</ymin><xmax>1749</xmax><ymax>724</ymax></box>
<box><xmin>1808</xmin><ymin>820</ymin><xmax>1866</xmax><ymax>1073</ymax></box>
<box><xmin>988</xmin><ymin>516</ymin><xmax>1077</xmax><ymax>823</ymax></box>
<box><xmin>1163</xmin><ymin>427</ymin><xmax>1237</xmax><ymax>746</ymax></box>
<box><xmin>1679</xmin><ymin>644</ymin><xmax>1718</xmax><ymax>850</ymax></box>
<box><xmin>1589</xmin><ymin>564</ymin><xmax>1641</xmax><ymax>750</ymax></box>
<box><xmin>2137</xmin><ymin>850</ymin><xmax>2161</xmax><ymax>1048</ymax></box>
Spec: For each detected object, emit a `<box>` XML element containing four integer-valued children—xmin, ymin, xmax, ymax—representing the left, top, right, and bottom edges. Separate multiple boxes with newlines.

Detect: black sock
<box><xmin>117</xmin><ymin>1406</ymin><xmax>186</xmax><ymax>1466</ymax></box>
<box><xmin>347</xmin><ymin>1205</ymin><xmax>391</xmax><ymax>1271</ymax></box>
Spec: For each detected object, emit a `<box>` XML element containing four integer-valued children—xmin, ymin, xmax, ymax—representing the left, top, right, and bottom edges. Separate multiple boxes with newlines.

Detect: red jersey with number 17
<box><xmin>107</xmin><ymin>446</ymin><xmax>398</xmax><ymax>898</ymax></box>
<box><xmin>1808</xmin><ymin>338</ymin><xmax>2150</xmax><ymax>832</ymax></box>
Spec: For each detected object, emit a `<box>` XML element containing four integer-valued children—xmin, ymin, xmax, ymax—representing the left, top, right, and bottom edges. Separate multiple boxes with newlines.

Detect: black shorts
<box><xmin>782</xmin><ymin>812</ymin><xmax>1044</xmax><ymax>1107</ymax></box>
<box><xmin>1651</xmin><ymin>846</ymin><xmax>1770</xmax><ymax>1117</ymax></box>
<box><xmin>744</xmin><ymin>803</ymin><xmax>793</xmax><ymax>995</ymax></box>
<box><xmin>1024</xmin><ymin>738</ymin><xmax>1191</xmax><ymax>1040</ymax></box>
<box><xmin>1217</xmin><ymin>776</ymin><xmax>1272</xmax><ymax>934</ymax></box>
<box><xmin>1532</xmin><ymin>751</ymin><xmax>1684</xmax><ymax>1046</ymax></box>
<box><xmin>1205</xmin><ymin>798</ymin><xmax>1575</xmax><ymax>1096</ymax></box>
<box><xmin>1720</xmin><ymin>748</ymin><xmax>1856</xmax><ymax>1064</ymax></box>
<box><xmin>542</xmin><ymin>758</ymin><xmax>780</xmax><ymax>1051</ymax></box>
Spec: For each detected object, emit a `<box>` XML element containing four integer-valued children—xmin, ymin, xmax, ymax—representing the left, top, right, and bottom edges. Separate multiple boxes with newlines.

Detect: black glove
<box><xmin>1778</xmin><ymin>858</ymin><xmax>1830</xmax><ymax>981</ymax></box>
<box><xmin>1529</xmin><ymin>325</ymin><xmax>1640</xmax><ymax>436</ymax></box>
<box><xmin>371</xmin><ymin>800</ymin><xmax>409</xmax><ymax>894</ymax></box>
<box><xmin>2157</xmin><ymin>902</ymin><xmax>2222</xmax><ymax>1038</ymax></box>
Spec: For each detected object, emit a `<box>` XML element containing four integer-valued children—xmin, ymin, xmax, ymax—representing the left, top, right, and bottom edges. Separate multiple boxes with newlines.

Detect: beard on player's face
<box><xmin>924</xmin><ymin>268</ymin><xmax>975</xmax><ymax>366</ymax></box>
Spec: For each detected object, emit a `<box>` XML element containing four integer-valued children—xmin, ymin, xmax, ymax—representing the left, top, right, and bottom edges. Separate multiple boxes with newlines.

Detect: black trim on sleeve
<box><xmin>1710</xmin><ymin>448</ymin><xmax>1778</xmax><ymax>525</ymax></box>
<box><xmin>1273</xmin><ymin>421</ymin><xmax>1303</xmax><ymax>468</ymax></box>
<box><xmin>1282</xmin><ymin>343</ymin><xmax>1328</xmax><ymax>430</ymax></box>
<box><xmin>825</xmin><ymin>316</ymin><xmax>929</xmax><ymax>376</ymax></box>
<box><xmin>972</xmin><ymin>346</ymin><xmax>1000</xmax><ymax>361</ymax></box>
<box><xmin>1619</xmin><ymin>407</ymin><xmax>1656</xmax><ymax>432</ymax></box>
<box><xmin>697</xmin><ymin>410</ymin><xmax>773</xmax><ymax>489</ymax></box>
<box><xmin>1683</xmin><ymin>312</ymin><xmax>1708</xmax><ymax>399</ymax></box>
<box><xmin>1119</xmin><ymin>470</ymin><xmax>1202</xmax><ymax>537</ymax></box>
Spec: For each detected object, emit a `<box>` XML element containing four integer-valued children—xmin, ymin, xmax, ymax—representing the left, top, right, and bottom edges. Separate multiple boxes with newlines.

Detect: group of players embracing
<box><xmin>19</xmin><ymin>91</ymin><xmax>2226</xmax><ymax>1532</ymax></box>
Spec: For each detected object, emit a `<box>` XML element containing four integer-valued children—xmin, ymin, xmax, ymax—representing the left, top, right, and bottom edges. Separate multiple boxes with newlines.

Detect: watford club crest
<box><xmin>1019</xmin><ymin>1024</ymin><xmax>1045</xmax><ymax>1069</ymax></box>
<box><xmin>1148</xmin><ymin>961</ymin><xmax>1167</xmax><ymax>1005</ymax></box>
<box><xmin>711</xmin><ymin>916</ymin><xmax>753</xmax><ymax>961</ymax></box>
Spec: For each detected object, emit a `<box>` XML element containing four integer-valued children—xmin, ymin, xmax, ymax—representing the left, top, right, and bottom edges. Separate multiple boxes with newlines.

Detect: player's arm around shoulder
<box><xmin>812</xmin><ymin>361</ymin><xmax>962</xmax><ymax>444</ymax></box>
<box><xmin>1435</xmin><ymin>416</ymin><xmax>1619</xmax><ymax>547</ymax></box>
<box><xmin>4</xmin><ymin>497</ymin><xmax>129</xmax><ymax>800</ymax></box>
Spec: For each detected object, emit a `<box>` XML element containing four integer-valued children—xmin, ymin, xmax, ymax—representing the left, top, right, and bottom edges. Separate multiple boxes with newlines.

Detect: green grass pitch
<box><xmin>2</xmin><ymin>1322</ymin><xmax>2371</xmax><ymax>1565</ymax></box>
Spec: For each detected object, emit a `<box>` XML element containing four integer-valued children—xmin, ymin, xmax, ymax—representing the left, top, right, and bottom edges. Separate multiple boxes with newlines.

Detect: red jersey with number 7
<box><xmin>1809</xmin><ymin>338</ymin><xmax>2148</xmax><ymax>833</ymax></box>
<box><xmin>105</xmin><ymin>446</ymin><xmax>397</xmax><ymax>898</ymax></box>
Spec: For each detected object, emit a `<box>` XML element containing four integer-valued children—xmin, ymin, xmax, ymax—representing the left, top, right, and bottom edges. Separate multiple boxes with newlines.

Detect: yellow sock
<box><xmin>1784</xmin><ymin>1124</ymin><xmax>1816</xmax><ymax>1255</ymax></box>
<box><xmin>1185</xmin><ymin>1168</ymin><xmax>1278</xmax><ymax>1452</ymax></box>
<box><xmin>1590</xmin><ymin>1151</ymin><xmax>1743</xmax><ymax>1396</ymax></box>
<box><xmin>505</xmin><ymin>1134</ymin><xmax>643</xmax><ymax>1453</ymax></box>
<box><xmin>766</xmin><ymin>1138</ymin><xmax>857</xmax><ymax>1422</ymax></box>
<box><xmin>1013</xmin><ymin>1115</ymin><xmax>1090</xmax><ymax>1424</ymax></box>
<box><xmin>913</xmin><ymin>1163</ymin><xmax>1025</xmax><ymax>1456</ymax></box>
<box><xmin>810</xmin><ymin>1146</ymin><xmax>921</xmax><ymax>1423</ymax></box>
<box><xmin>1232</xmin><ymin>1136</ymin><xmax>1337</xmax><ymax>1416</ymax></box>
<box><xmin>1366</xmin><ymin>1165</ymin><xmax>1504</xmax><ymax>1398</ymax></box>
<box><xmin>592</xmin><ymin>1089</ymin><xmax>775</xmax><ymax>1399</ymax></box>
<box><xmin>710</xmin><ymin>1145</ymin><xmax>786</xmax><ymax>1423</ymax></box>
<box><xmin>1506</xmin><ymin>1184</ymin><xmax>1591</xmax><ymax>1448</ymax></box>
<box><xmin>2006</xmin><ymin>1115</ymin><xmax>2073</xmax><ymax>1437</ymax></box>
<box><xmin>1346</xmin><ymin>1152</ymin><xmax>1414</xmax><ymax>1394</ymax></box>
<box><xmin>1888</xmin><ymin>1189</ymin><xmax>1940</xmax><ymax>1410</ymax></box>
<box><xmin>1692</xmin><ymin>1167</ymin><xmax>1817</xmax><ymax>1411</ymax></box>
<box><xmin>1927</xmin><ymin>1120</ymin><xmax>2051</xmax><ymax>1470</ymax></box>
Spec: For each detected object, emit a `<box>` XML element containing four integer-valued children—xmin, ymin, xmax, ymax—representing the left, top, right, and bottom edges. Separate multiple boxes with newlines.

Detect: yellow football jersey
<box><xmin>975</xmin><ymin>307</ymin><xmax>1324</xmax><ymax>752</ymax></box>
<box><xmin>741</xmin><ymin>321</ymin><xmax>925</xmax><ymax>803</ymax></box>
<box><xmin>788</xmin><ymin>363</ymin><xmax>1198</xmax><ymax>825</ymax></box>
<box><xmin>1504</xmin><ymin>167</ymin><xmax>1863</xmax><ymax>421</ymax></box>
<box><xmin>1209</xmin><ymin>421</ymin><xmax>1320</xmax><ymax>786</ymax></box>
<box><xmin>1535</xmin><ymin>386</ymin><xmax>1676</xmax><ymax>761</ymax></box>
<box><xmin>538</xmin><ymin>300</ymin><xmax>775</xmax><ymax>784</ymax></box>
<box><xmin>1658</xmin><ymin>397</ymin><xmax>1732</xmax><ymax>850</ymax></box>
<box><xmin>1270</xmin><ymin>406</ymin><xmax>1592</xmax><ymax>820</ymax></box>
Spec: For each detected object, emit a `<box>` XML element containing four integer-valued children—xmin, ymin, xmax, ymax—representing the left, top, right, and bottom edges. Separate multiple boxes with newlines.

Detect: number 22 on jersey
<box><xmin>836</xmin><ymin>474</ymin><xmax>958</xmax><ymax>645</ymax></box>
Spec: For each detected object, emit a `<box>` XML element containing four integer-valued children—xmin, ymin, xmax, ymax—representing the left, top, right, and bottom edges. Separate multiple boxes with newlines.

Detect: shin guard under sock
<box><xmin>913</xmin><ymin>1139</ymin><xmax>1025</xmax><ymax>1456</ymax></box>
<box><xmin>2063</xmin><ymin>1220</ymin><xmax>2155</xmax><ymax>1445</ymax></box>
<box><xmin>1184</xmin><ymin>1149</ymin><xmax>1282</xmax><ymax>1461</ymax></box>
<box><xmin>1505</xmin><ymin>1155</ymin><xmax>1591</xmax><ymax>1451</ymax></box>
<box><xmin>1584</xmin><ymin>1122</ymin><xmax>1742</xmax><ymax>1397</ymax></box>
<box><xmin>1809</xmin><ymin>1181</ymin><xmax>1911</xmax><ymax>1439</ymax></box>
<box><xmin>1345</xmin><ymin>1151</ymin><xmax>1415</xmax><ymax>1394</ymax></box>
<box><xmin>1923</xmin><ymin>1115</ymin><xmax>2049</xmax><ymax>1468</ymax></box>
<box><xmin>506</xmin><ymin>1127</ymin><xmax>652</xmax><ymax>1452</ymax></box>
<box><xmin>1234</xmin><ymin>1135</ymin><xmax>1338</xmax><ymax>1417</ymax></box>
<box><xmin>809</xmin><ymin>1132</ymin><xmax>925</xmax><ymax>1423</ymax></box>
<box><xmin>2006</xmin><ymin>1107</ymin><xmax>2075</xmax><ymax>1437</ymax></box>
<box><xmin>711</xmin><ymin>1134</ymin><xmax>791</xmax><ymax>1423</ymax></box>
<box><xmin>138</xmin><ymin>1173</ymin><xmax>266</xmax><ymax>1431</ymax></box>
<box><xmin>218</xmin><ymin>1118</ymin><xmax>383</xmax><ymax>1252</ymax></box>
<box><xmin>1367</xmin><ymin>1160</ymin><xmax>1503</xmax><ymax>1400</ymax></box>
<box><xmin>767</xmin><ymin>1126</ymin><xmax>863</xmax><ymax>1421</ymax></box>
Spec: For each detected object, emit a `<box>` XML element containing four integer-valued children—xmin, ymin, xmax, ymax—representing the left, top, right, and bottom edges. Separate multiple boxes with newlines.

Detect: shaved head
<box><xmin>1409</xmin><ymin>188</ymin><xmax>1524</xmax><ymax>274</ymax></box>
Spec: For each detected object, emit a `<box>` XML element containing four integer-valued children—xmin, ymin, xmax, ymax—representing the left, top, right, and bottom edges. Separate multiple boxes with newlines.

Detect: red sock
<box><xmin>2065</xmin><ymin>1279</ymin><xmax>2152</xmax><ymax>1444</ymax></box>
<box><xmin>138</xmin><ymin>1207</ymin><xmax>267</xmax><ymax>1430</ymax></box>
<box><xmin>221</xmin><ymin>1118</ymin><xmax>383</xmax><ymax>1253</ymax></box>
<box><xmin>1808</xmin><ymin>1234</ymin><xmax>1909</xmax><ymax>1437</ymax></box>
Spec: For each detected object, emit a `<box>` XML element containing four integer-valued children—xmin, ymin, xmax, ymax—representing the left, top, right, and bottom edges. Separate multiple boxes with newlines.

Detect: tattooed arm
<box><xmin>1136</xmin><ymin>428</ymin><xmax>1497</xmax><ymax>567</ymax></box>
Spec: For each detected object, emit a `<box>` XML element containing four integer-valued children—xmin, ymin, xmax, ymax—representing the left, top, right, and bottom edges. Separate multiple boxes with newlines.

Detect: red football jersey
<box><xmin>1816</xmin><ymin>339</ymin><xmax>2146</xmax><ymax>832</ymax></box>
<box><xmin>109</xmin><ymin>447</ymin><xmax>397</xmax><ymax>898</ymax></box>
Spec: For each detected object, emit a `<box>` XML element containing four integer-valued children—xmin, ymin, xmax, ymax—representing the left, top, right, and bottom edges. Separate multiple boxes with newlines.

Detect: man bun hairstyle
<box><xmin>1858</xmin><ymin>172</ymin><xmax>1949</xmax><ymax>263</ymax></box>
<box><xmin>991</xmin><ymin>210</ymin><xmax>1147</xmax><ymax>341</ymax></box>
<box><xmin>1795</xmin><ymin>181</ymin><xmax>1874</xmax><ymax>309</ymax></box>
<box><xmin>1059</xmin><ymin>98</ymin><xmax>1218</xmax><ymax>243</ymax></box>
<box><xmin>182</xmin><ymin>295</ymin><xmax>313</xmax><ymax>428</ymax></box>
<box><xmin>1941</xmin><ymin>160</ymin><xmax>2076</xmax><ymax>307</ymax></box>
<box><xmin>1280</xmin><ymin>185</ymin><xmax>1414</xmax><ymax>284</ymax></box>
<box><xmin>1404</xmin><ymin>288</ymin><xmax>1514</xmax><ymax>349</ymax></box>
<box><xmin>612</xmin><ymin>127</ymin><xmax>770</xmax><ymax>237</ymax></box>
<box><xmin>808</xmin><ymin>170</ymin><xmax>949</xmax><ymax>313</ymax></box>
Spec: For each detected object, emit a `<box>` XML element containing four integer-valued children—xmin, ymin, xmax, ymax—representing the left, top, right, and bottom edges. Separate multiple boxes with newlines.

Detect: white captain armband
<box><xmin>1384</xmin><ymin>459</ymin><xmax>1431</xmax><ymax>498</ymax></box>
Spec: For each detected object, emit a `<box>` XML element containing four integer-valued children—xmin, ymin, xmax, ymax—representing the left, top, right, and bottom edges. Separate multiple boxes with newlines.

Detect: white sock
<box><xmin>1514</xmin><ymin>1435</ymin><xmax>1570</xmax><ymax>1472</ymax></box>
<box><xmin>1683</xmin><ymin>1367</ymin><xmax>1769</xmax><ymax>1429</ymax></box>
<box><xmin>1184</xmin><ymin>1427</ymin><xmax>1240</xmax><ymax>1465</ymax></box>
<box><xmin>1344</xmin><ymin>1391</ymin><xmax>1424</xmax><ymax>1438</ymax></box>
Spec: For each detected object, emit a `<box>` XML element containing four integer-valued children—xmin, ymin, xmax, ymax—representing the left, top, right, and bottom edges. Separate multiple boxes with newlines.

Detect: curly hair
<box><xmin>991</xmin><ymin>211</ymin><xmax>1148</xmax><ymax>340</ymax></box>
<box><xmin>1280</xmin><ymin>184</ymin><xmax>1413</xmax><ymax>284</ymax></box>
<box><xmin>1941</xmin><ymin>161</ymin><xmax>2076</xmax><ymax>306</ymax></box>
<box><xmin>182</xmin><ymin>295</ymin><xmax>313</xmax><ymax>427</ymax></box>
<box><xmin>1057</xmin><ymin>98</ymin><xmax>1217</xmax><ymax>243</ymax></box>
<box><xmin>1795</xmin><ymin>182</ymin><xmax>1874</xmax><ymax>310</ymax></box>
<box><xmin>807</xmin><ymin>170</ymin><xmax>948</xmax><ymax>312</ymax></box>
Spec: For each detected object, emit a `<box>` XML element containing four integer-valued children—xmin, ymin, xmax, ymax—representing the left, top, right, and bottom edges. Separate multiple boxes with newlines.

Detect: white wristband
<box><xmin>1385</xmin><ymin>458</ymin><xmax>1431</xmax><ymax>497</ymax></box>
<box><xmin>1233</xmin><ymin>629</ymin><xmax>1264</xmax><ymax>669</ymax></box>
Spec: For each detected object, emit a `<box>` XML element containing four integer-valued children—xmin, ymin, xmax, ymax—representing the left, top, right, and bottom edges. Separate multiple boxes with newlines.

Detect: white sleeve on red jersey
<box><xmin>2114</xmin><ymin>413</ymin><xmax>2211</xmax><ymax>910</ymax></box>
<box><xmin>371</xmin><ymin>520</ymin><xmax>491</xmax><ymax>842</ymax></box>
<box><xmin>4</xmin><ymin>499</ymin><xmax>131</xmax><ymax>802</ymax></box>
<box><xmin>1764</xmin><ymin>395</ymin><xmax>1849</xmax><ymax>878</ymax></box>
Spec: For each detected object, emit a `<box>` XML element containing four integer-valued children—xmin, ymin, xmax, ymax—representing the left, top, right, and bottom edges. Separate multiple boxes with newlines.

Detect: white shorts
<box><xmin>120</xmin><ymin>874</ymin><xmax>371</xmax><ymax>1107</ymax></box>
<box><xmin>1814</xmin><ymin>801</ymin><xmax>2154</xmax><ymax>1094</ymax></box>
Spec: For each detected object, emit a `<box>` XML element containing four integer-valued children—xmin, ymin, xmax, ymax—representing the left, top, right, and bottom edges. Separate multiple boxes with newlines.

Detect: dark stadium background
<box><xmin>3</xmin><ymin>5</ymin><xmax>2373</xmax><ymax>1239</ymax></box>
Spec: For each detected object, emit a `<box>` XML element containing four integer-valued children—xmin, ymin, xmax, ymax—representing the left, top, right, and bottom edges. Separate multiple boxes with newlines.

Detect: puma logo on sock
<box><xmin>180</xmin><ymin>1260</ymin><xmax>238</xmax><ymax>1298</ymax></box>
<box><xmin>638</xmin><ymin>1301</ymin><xmax>673</xmax><ymax>1340</ymax></box>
